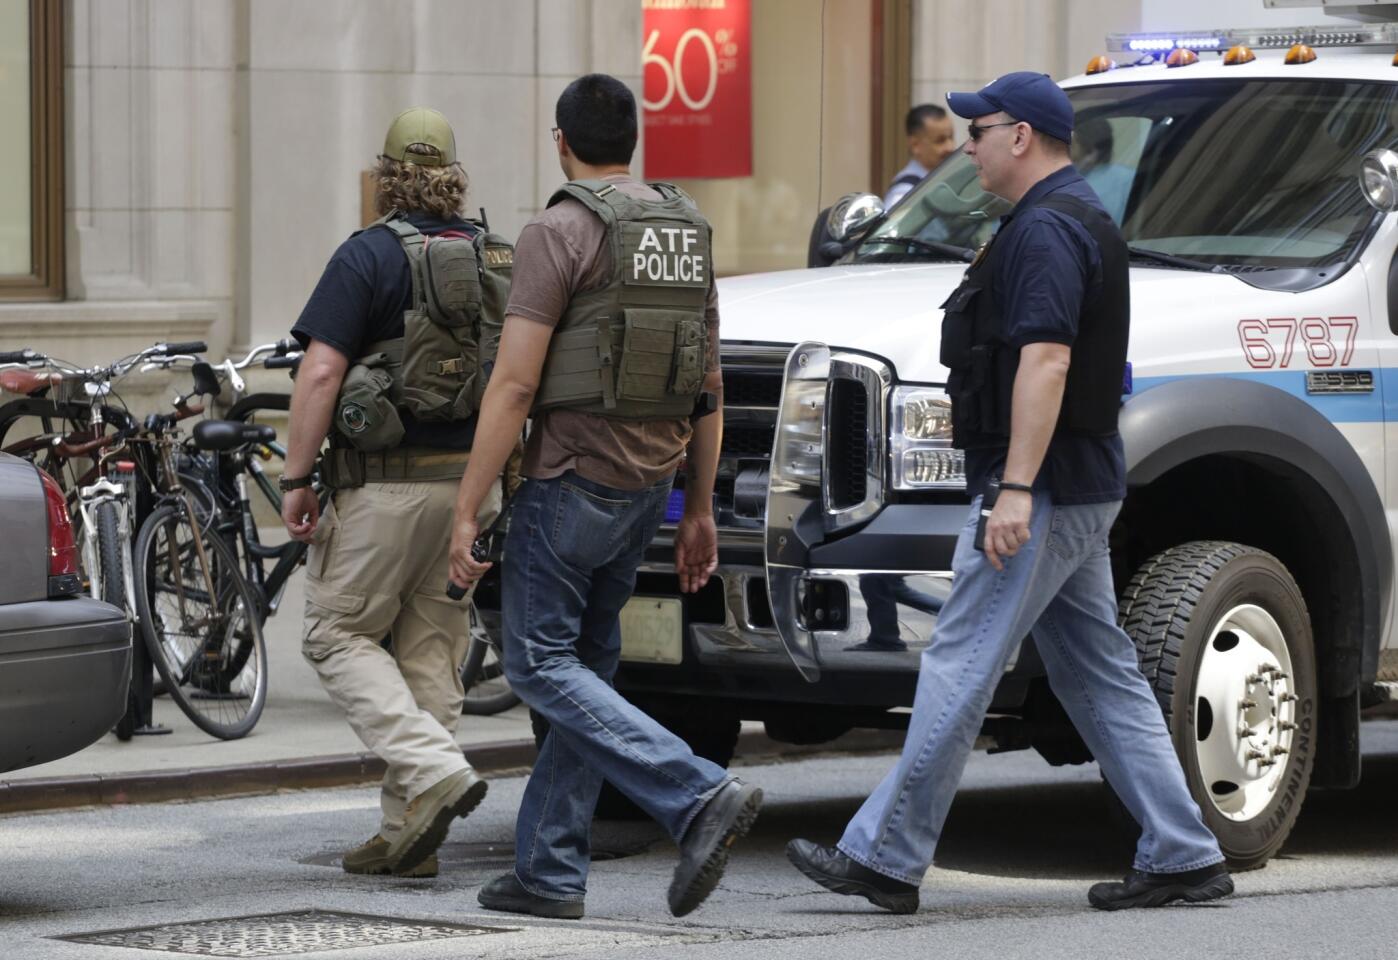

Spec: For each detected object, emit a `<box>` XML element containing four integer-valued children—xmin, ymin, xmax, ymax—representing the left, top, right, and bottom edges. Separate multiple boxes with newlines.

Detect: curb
<box><xmin>0</xmin><ymin>728</ymin><xmax>903</xmax><ymax>816</ymax></box>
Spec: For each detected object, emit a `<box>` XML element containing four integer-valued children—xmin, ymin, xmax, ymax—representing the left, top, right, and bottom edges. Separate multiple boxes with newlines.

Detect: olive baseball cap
<box><xmin>946</xmin><ymin>71</ymin><xmax>1074</xmax><ymax>144</ymax></box>
<box><xmin>383</xmin><ymin>106</ymin><xmax>456</xmax><ymax>166</ymax></box>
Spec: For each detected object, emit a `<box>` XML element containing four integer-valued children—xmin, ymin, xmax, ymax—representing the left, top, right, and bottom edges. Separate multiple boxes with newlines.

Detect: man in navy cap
<box><xmin>786</xmin><ymin>72</ymin><xmax>1230</xmax><ymax>913</ymax></box>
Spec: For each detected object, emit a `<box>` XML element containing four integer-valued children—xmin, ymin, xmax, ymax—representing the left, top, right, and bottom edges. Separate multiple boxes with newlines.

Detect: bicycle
<box><xmin>0</xmin><ymin>341</ymin><xmax>210</xmax><ymax>738</ymax></box>
<box><xmin>138</xmin><ymin>340</ymin><xmax>316</xmax><ymax>627</ymax></box>
<box><xmin>129</xmin><ymin>384</ymin><xmax>271</xmax><ymax>741</ymax></box>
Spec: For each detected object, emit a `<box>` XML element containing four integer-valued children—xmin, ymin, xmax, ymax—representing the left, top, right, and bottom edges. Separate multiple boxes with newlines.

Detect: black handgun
<box><xmin>446</xmin><ymin>507</ymin><xmax>510</xmax><ymax>601</ymax></box>
<box><xmin>973</xmin><ymin>482</ymin><xmax>999</xmax><ymax>553</ymax></box>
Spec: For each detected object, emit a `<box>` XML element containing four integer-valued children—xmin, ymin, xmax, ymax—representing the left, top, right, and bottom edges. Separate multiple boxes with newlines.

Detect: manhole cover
<box><xmin>56</xmin><ymin>909</ymin><xmax>508</xmax><ymax>957</ymax></box>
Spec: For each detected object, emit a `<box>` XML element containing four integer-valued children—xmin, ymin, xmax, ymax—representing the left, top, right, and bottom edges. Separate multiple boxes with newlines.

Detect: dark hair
<box><xmin>556</xmin><ymin>74</ymin><xmax>638</xmax><ymax>166</ymax></box>
<box><xmin>905</xmin><ymin>103</ymin><xmax>948</xmax><ymax>136</ymax></box>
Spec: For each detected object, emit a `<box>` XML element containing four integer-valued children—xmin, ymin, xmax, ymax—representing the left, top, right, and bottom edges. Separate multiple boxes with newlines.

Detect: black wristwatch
<box><xmin>278</xmin><ymin>474</ymin><xmax>314</xmax><ymax>492</ymax></box>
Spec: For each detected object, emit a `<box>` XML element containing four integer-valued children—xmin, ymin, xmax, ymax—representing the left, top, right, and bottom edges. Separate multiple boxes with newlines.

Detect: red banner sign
<box><xmin>642</xmin><ymin>0</ymin><xmax>752</xmax><ymax>180</ymax></box>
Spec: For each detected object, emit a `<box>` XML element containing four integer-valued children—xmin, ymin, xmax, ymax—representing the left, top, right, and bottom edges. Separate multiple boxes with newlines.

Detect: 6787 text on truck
<box><xmin>572</xmin><ymin>14</ymin><xmax>1398</xmax><ymax>871</ymax></box>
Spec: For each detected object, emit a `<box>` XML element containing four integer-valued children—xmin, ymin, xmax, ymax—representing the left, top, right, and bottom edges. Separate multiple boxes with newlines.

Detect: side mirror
<box><xmin>1359</xmin><ymin>149</ymin><xmax>1398</xmax><ymax>213</ymax></box>
<box><xmin>827</xmin><ymin>193</ymin><xmax>885</xmax><ymax>242</ymax></box>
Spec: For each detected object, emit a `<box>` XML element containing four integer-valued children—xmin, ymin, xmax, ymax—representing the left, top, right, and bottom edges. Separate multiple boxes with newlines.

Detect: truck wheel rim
<box><xmin>1193</xmin><ymin>603</ymin><xmax>1298</xmax><ymax>822</ymax></box>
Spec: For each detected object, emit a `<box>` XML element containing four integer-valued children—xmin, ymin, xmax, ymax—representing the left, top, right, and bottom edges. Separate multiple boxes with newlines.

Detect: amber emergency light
<box><xmin>1285</xmin><ymin>44</ymin><xmax>1317</xmax><ymax>64</ymax></box>
<box><xmin>1166</xmin><ymin>47</ymin><xmax>1199</xmax><ymax>68</ymax></box>
<box><xmin>1085</xmin><ymin>55</ymin><xmax>1116</xmax><ymax>75</ymax></box>
<box><xmin>1223</xmin><ymin>45</ymin><xmax>1256</xmax><ymax>65</ymax></box>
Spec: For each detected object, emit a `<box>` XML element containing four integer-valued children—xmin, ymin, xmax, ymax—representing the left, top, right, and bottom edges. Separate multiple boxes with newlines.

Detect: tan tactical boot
<box><xmin>342</xmin><ymin>835</ymin><xmax>438</xmax><ymax>878</ymax></box>
<box><xmin>387</xmin><ymin>768</ymin><xmax>488</xmax><ymax>872</ymax></box>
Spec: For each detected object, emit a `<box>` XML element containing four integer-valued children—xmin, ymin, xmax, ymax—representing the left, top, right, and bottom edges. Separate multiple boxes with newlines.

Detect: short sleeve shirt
<box><xmin>291</xmin><ymin>213</ymin><xmax>479</xmax><ymax>450</ymax></box>
<box><xmin>508</xmin><ymin>174</ymin><xmax>721</xmax><ymax>491</ymax></box>
<box><xmin>963</xmin><ymin>166</ymin><xmax>1127</xmax><ymax>505</ymax></box>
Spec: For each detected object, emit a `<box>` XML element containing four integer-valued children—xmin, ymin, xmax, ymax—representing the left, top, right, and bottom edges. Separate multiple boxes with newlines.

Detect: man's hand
<box><xmin>449</xmin><ymin>513</ymin><xmax>490</xmax><ymax>591</ymax></box>
<box><xmin>281</xmin><ymin>487</ymin><xmax>320</xmax><ymax>542</ymax></box>
<box><xmin>674</xmin><ymin>512</ymin><xmax>718</xmax><ymax>593</ymax></box>
<box><xmin>983</xmin><ymin>489</ymin><xmax>1032</xmax><ymax>572</ymax></box>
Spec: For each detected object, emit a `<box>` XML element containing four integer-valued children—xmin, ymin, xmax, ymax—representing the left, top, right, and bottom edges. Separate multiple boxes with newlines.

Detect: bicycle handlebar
<box><xmin>158</xmin><ymin>341</ymin><xmax>208</xmax><ymax>356</ymax></box>
<box><xmin>0</xmin><ymin>349</ymin><xmax>41</xmax><ymax>364</ymax></box>
<box><xmin>264</xmin><ymin>355</ymin><xmax>302</xmax><ymax>370</ymax></box>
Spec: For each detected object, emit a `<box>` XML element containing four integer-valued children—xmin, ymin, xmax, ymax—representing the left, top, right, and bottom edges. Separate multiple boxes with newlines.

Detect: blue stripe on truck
<box><xmin>1130</xmin><ymin>370</ymin><xmax>1386</xmax><ymax>424</ymax></box>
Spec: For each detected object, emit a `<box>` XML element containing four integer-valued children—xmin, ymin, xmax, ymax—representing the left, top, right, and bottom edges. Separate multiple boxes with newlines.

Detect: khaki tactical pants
<box><xmin>302</xmin><ymin>475</ymin><xmax>502</xmax><ymax>841</ymax></box>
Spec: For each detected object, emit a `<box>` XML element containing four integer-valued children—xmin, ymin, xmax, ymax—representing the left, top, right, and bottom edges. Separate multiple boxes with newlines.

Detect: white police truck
<box><xmin>609</xmin><ymin>15</ymin><xmax>1398</xmax><ymax>870</ymax></box>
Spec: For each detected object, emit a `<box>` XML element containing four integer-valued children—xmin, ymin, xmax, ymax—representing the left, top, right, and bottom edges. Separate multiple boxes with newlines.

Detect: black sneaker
<box><xmin>786</xmin><ymin>839</ymin><xmax>919</xmax><ymax>914</ymax></box>
<box><xmin>1088</xmin><ymin>862</ymin><xmax>1234</xmax><ymax>911</ymax></box>
<box><xmin>668</xmin><ymin>780</ymin><xmax>763</xmax><ymax>917</ymax></box>
<box><xmin>477</xmin><ymin>871</ymin><xmax>584</xmax><ymax>920</ymax></box>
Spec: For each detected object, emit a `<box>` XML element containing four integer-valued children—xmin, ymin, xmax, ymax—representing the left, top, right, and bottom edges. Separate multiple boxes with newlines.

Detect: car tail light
<box><xmin>39</xmin><ymin>469</ymin><xmax>81</xmax><ymax>596</ymax></box>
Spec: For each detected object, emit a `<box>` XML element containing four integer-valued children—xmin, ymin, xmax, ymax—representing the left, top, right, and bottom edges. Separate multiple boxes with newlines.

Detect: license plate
<box><xmin>619</xmin><ymin>596</ymin><xmax>683</xmax><ymax>665</ymax></box>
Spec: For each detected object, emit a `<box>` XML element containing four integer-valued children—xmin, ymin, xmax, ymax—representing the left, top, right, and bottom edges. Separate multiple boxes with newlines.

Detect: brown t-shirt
<box><xmin>508</xmin><ymin>175</ymin><xmax>720</xmax><ymax>491</ymax></box>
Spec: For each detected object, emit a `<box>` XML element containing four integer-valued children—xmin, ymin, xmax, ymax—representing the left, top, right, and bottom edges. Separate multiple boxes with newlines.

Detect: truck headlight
<box><xmin>889</xmin><ymin>387</ymin><xmax>965</xmax><ymax>490</ymax></box>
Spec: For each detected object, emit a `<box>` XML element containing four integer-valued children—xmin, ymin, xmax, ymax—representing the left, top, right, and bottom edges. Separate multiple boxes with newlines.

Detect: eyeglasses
<box><xmin>967</xmin><ymin>120</ymin><xmax>1020</xmax><ymax>142</ymax></box>
<box><xmin>550</xmin><ymin>126</ymin><xmax>561</xmax><ymax>143</ymax></box>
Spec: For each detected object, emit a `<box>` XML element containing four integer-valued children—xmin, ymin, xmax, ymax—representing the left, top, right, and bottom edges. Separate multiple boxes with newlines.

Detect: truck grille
<box><xmin>708</xmin><ymin>347</ymin><xmax>787</xmax><ymax>529</ymax></box>
<box><xmin>826</xmin><ymin>377</ymin><xmax>868</xmax><ymax>509</ymax></box>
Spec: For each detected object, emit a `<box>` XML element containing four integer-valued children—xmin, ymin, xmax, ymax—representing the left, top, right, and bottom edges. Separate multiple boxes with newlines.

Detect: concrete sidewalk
<box><xmin>1</xmin><ymin>568</ymin><xmax>536</xmax><ymax>812</ymax></box>
<box><xmin>2</xmin><ymin>562</ymin><xmax>902</xmax><ymax>815</ymax></box>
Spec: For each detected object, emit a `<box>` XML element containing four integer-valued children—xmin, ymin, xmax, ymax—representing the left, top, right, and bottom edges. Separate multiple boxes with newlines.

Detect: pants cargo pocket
<box><xmin>302</xmin><ymin>581</ymin><xmax>369</xmax><ymax>662</ymax></box>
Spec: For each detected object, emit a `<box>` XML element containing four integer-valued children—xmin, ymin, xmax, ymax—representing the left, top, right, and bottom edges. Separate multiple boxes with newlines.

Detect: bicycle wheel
<box><xmin>460</xmin><ymin>603</ymin><xmax>520</xmax><ymax>715</ymax></box>
<box><xmin>133</xmin><ymin>501</ymin><xmax>268</xmax><ymax>739</ymax></box>
<box><xmin>94</xmin><ymin>500</ymin><xmax>137</xmax><ymax>741</ymax></box>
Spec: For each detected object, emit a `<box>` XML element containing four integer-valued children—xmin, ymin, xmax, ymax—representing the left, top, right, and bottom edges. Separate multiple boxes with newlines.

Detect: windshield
<box><xmin>855</xmin><ymin>79</ymin><xmax>1398</xmax><ymax>274</ymax></box>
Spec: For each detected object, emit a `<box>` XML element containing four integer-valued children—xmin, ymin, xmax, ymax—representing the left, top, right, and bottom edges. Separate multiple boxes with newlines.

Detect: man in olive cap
<box><xmin>283</xmin><ymin>106</ymin><xmax>503</xmax><ymax>879</ymax></box>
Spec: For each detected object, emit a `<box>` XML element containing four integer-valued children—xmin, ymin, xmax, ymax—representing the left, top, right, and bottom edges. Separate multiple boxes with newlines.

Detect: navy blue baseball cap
<box><xmin>946</xmin><ymin>71</ymin><xmax>1074</xmax><ymax>144</ymax></box>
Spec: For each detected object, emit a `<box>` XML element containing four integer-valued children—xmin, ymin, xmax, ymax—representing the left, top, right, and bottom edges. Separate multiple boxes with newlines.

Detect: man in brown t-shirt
<box><xmin>448</xmin><ymin>74</ymin><xmax>761</xmax><ymax>920</ymax></box>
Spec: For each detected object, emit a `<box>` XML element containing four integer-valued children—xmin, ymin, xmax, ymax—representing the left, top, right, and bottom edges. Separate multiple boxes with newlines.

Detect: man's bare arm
<box><xmin>448</xmin><ymin>315</ymin><xmax>552</xmax><ymax>586</ymax></box>
<box><xmin>982</xmin><ymin>341</ymin><xmax>1070</xmax><ymax>570</ymax></box>
<box><xmin>1002</xmin><ymin>342</ymin><xmax>1071</xmax><ymax>487</ymax></box>
<box><xmin>280</xmin><ymin>340</ymin><xmax>348</xmax><ymax>540</ymax></box>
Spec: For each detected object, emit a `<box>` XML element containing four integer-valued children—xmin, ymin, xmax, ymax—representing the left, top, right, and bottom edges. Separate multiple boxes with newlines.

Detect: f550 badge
<box><xmin>1237</xmin><ymin>317</ymin><xmax>1358</xmax><ymax>369</ymax></box>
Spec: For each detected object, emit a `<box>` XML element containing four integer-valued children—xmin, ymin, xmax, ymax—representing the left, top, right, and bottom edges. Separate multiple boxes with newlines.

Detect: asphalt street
<box><xmin>4</xmin><ymin>722</ymin><xmax>1398</xmax><ymax>960</ymax></box>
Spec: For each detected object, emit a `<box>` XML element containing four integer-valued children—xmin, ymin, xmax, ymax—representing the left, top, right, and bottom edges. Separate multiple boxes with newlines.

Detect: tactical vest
<box><xmin>532</xmin><ymin>180</ymin><xmax>712</xmax><ymax>421</ymax></box>
<box><xmin>938</xmin><ymin>190</ymin><xmax>1129</xmax><ymax>450</ymax></box>
<box><xmin>332</xmin><ymin>211</ymin><xmax>514</xmax><ymax>453</ymax></box>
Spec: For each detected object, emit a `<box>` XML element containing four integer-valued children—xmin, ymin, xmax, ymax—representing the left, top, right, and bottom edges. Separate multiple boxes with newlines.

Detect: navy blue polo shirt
<box><xmin>964</xmin><ymin>166</ymin><xmax>1127</xmax><ymax>505</ymax></box>
<box><xmin>292</xmin><ymin>213</ymin><xmax>476</xmax><ymax>450</ymax></box>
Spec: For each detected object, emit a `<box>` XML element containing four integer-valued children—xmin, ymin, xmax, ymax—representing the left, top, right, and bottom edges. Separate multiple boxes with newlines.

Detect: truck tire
<box><xmin>1119</xmin><ymin>541</ymin><xmax>1316</xmax><ymax>871</ymax></box>
<box><xmin>530</xmin><ymin>700</ymin><xmax>741</xmax><ymax>821</ymax></box>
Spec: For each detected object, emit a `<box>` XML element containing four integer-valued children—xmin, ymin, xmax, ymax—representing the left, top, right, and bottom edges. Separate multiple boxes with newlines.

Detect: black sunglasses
<box><xmin>967</xmin><ymin>120</ymin><xmax>1020</xmax><ymax>142</ymax></box>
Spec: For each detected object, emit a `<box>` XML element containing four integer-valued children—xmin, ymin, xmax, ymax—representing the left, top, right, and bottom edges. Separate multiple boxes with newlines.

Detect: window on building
<box><xmin>0</xmin><ymin>0</ymin><xmax>63</xmax><ymax>301</ymax></box>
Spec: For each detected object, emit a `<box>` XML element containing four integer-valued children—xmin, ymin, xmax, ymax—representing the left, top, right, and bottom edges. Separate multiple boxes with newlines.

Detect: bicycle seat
<box><xmin>192</xmin><ymin>419</ymin><xmax>276</xmax><ymax>451</ymax></box>
<box><xmin>0</xmin><ymin>368</ymin><xmax>61</xmax><ymax>396</ymax></box>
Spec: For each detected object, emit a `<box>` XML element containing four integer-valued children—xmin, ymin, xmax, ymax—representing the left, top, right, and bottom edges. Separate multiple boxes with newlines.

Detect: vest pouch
<box><xmin>399</xmin><ymin>307</ymin><xmax>473</xmax><ymax>422</ymax></box>
<box><xmin>938</xmin><ymin>284</ymin><xmax>981</xmax><ymax>370</ymax></box>
<box><xmin>335</xmin><ymin>360</ymin><xmax>405</xmax><ymax>452</ymax></box>
<box><xmin>616</xmin><ymin>309</ymin><xmax>701</xmax><ymax>405</ymax></box>
<box><xmin>421</xmin><ymin>235</ymin><xmax>484</xmax><ymax>328</ymax></box>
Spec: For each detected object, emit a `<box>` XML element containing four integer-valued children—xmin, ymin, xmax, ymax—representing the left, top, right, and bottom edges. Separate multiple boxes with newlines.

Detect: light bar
<box><xmin>1108</xmin><ymin>23</ymin><xmax>1398</xmax><ymax>54</ymax></box>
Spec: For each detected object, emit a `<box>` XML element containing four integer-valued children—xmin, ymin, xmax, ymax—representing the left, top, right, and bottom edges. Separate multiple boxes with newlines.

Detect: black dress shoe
<box><xmin>477</xmin><ymin>871</ymin><xmax>584</xmax><ymax>919</ymax></box>
<box><xmin>1088</xmin><ymin>862</ymin><xmax>1233</xmax><ymax>911</ymax></box>
<box><xmin>786</xmin><ymin>839</ymin><xmax>919</xmax><ymax>914</ymax></box>
<box><xmin>668</xmin><ymin>779</ymin><xmax>763</xmax><ymax>917</ymax></box>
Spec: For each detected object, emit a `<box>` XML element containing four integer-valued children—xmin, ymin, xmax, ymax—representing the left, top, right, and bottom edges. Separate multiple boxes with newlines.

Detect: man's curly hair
<box><xmin>371</xmin><ymin>142</ymin><xmax>468</xmax><ymax>219</ymax></box>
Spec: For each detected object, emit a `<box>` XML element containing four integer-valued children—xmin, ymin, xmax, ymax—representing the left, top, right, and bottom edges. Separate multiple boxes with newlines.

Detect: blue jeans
<box><xmin>500</xmin><ymin>472</ymin><xmax>729</xmax><ymax>901</ymax></box>
<box><xmin>839</xmin><ymin>491</ymin><xmax>1223</xmax><ymax>884</ymax></box>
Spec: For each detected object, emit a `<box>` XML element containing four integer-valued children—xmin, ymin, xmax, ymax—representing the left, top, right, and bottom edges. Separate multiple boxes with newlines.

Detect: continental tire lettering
<box><xmin>1254</xmin><ymin>704</ymin><xmax>1313</xmax><ymax>842</ymax></box>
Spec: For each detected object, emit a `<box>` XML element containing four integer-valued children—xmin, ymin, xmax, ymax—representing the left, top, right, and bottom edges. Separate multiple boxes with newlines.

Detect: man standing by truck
<box><xmin>787</xmin><ymin>71</ymin><xmax>1231</xmax><ymax>913</ymax></box>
